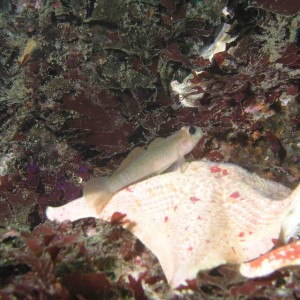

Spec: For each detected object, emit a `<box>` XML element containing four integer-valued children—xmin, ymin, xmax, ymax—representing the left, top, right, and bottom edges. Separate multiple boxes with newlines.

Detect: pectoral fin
<box><xmin>179</xmin><ymin>158</ymin><xmax>188</xmax><ymax>172</ymax></box>
<box><xmin>160</xmin><ymin>157</ymin><xmax>186</xmax><ymax>174</ymax></box>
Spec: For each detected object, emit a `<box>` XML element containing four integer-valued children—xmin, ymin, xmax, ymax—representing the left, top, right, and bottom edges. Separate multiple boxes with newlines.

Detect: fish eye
<box><xmin>188</xmin><ymin>126</ymin><xmax>196</xmax><ymax>135</ymax></box>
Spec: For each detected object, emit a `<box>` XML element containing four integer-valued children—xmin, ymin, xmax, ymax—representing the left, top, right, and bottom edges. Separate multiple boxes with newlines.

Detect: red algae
<box><xmin>0</xmin><ymin>0</ymin><xmax>299</xmax><ymax>298</ymax></box>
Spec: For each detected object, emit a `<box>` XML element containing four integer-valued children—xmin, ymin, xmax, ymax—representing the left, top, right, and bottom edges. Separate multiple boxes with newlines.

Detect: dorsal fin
<box><xmin>113</xmin><ymin>147</ymin><xmax>147</xmax><ymax>176</ymax></box>
<box><xmin>147</xmin><ymin>137</ymin><xmax>165</xmax><ymax>151</ymax></box>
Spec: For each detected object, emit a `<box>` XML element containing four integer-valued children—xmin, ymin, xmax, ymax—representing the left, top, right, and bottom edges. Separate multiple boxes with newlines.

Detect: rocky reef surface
<box><xmin>0</xmin><ymin>0</ymin><xmax>299</xmax><ymax>299</ymax></box>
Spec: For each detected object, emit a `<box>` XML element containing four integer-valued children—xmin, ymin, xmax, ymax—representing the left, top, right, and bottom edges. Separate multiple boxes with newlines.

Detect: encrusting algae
<box><xmin>47</xmin><ymin>151</ymin><xmax>300</xmax><ymax>288</ymax></box>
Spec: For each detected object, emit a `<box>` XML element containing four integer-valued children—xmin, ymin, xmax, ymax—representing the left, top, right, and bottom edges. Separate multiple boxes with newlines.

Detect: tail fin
<box><xmin>83</xmin><ymin>177</ymin><xmax>112</xmax><ymax>213</ymax></box>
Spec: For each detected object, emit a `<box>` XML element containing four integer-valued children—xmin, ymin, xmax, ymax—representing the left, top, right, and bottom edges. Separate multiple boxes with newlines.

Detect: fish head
<box><xmin>178</xmin><ymin>126</ymin><xmax>204</xmax><ymax>155</ymax></box>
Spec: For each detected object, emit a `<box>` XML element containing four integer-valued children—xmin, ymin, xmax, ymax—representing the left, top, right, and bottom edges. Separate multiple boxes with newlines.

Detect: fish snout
<box><xmin>178</xmin><ymin>126</ymin><xmax>204</xmax><ymax>155</ymax></box>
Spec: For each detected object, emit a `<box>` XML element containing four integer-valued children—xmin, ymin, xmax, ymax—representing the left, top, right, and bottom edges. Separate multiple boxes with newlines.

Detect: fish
<box><xmin>84</xmin><ymin>126</ymin><xmax>203</xmax><ymax>212</ymax></box>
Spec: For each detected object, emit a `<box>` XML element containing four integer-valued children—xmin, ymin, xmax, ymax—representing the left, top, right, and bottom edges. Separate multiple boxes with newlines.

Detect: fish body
<box><xmin>84</xmin><ymin>126</ymin><xmax>203</xmax><ymax>212</ymax></box>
